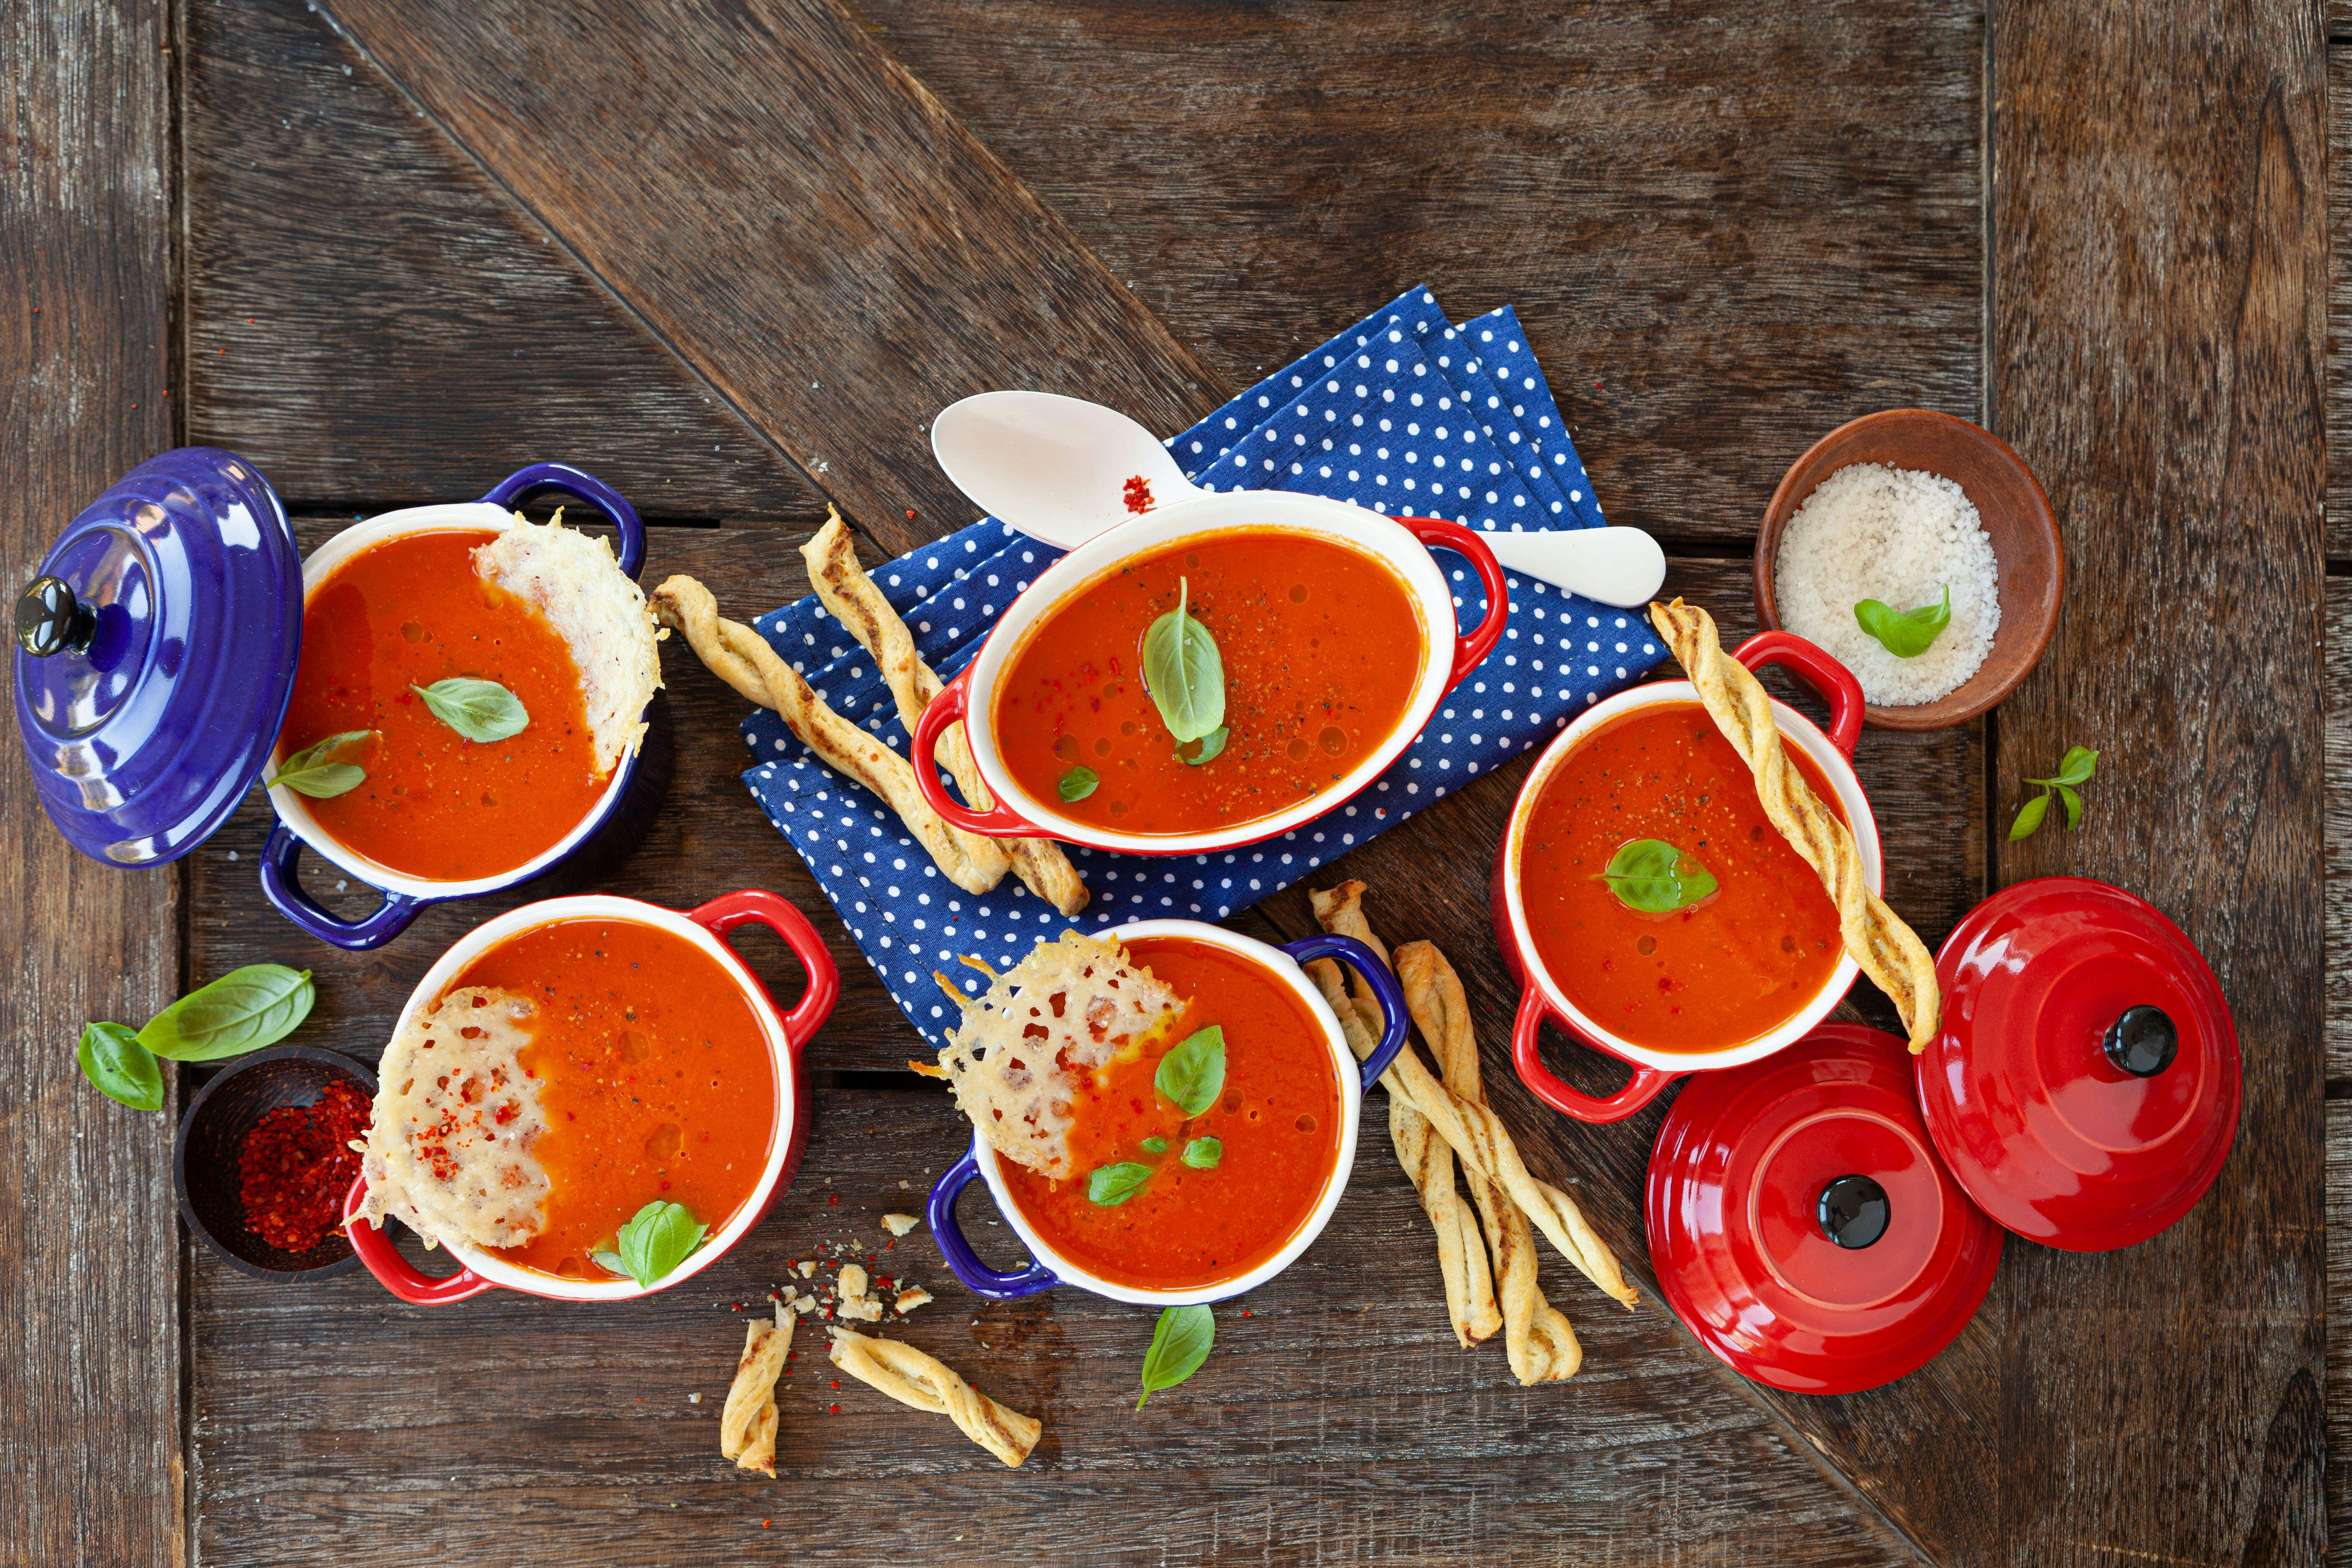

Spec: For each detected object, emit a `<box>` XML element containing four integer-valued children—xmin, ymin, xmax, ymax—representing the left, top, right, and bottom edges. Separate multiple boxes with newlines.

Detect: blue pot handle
<box><xmin>926</xmin><ymin>1143</ymin><xmax>1058</xmax><ymax>1300</ymax></box>
<box><xmin>477</xmin><ymin>462</ymin><xmax>645</xmax><ymax>580</ymax></box>
<box><xmin>260</xmin><ymin>819</ymin><xmax>426</xmax><ymax>951</ymax></box>
<box><xmin>1281</xmin><ymin>934</ymin><xmax>1410</xmax><ymax>1087</ymax></box>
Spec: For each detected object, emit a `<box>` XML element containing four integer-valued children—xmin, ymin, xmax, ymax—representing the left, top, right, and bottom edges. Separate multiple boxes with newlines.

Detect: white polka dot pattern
<box><xmin>734</xmin><ymin>286</ymin><xmax>1661</xmax><ymax>1047</ymax></box>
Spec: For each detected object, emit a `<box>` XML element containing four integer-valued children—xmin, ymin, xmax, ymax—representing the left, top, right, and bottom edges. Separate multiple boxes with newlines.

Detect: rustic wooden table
<box><xmin>1</xmin><ymin>1</ymin><xmax>2331</xmax><ymax>1563</ymax></box>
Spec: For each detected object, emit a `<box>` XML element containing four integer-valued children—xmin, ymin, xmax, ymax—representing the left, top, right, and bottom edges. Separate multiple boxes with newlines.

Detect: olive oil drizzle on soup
<box><xmin>1520</xmin><ymin>701</ymin><xmax>1847</xmax><ymax>1052</ymax></box>
<box><xmin>992</xmin><ymin>529</ymin><xmax>1425</xmax><ymax>835</ymax></box>
<box><xmin>999</xmin><ymin>937</ymin><xmax>1341</xmax><ymax>1291</ymax></box>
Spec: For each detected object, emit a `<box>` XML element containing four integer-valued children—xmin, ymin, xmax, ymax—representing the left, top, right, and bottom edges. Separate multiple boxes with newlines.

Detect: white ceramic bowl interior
<box><xmin>389</xmin><ymin>894</ymin><xmax>795</xmax><ymax>1301</ymax></box>
<box><xmin>265</xmin><ymin>502</ymin><xmax>637</xmax><ymax>898</ymax></box>
<box><xmin>957</xmin><ymin>490</ymin><xmax>1465</xmax><ymax>853</ymax></box>
<box><xmin>968</xmin><ymin>918</ymin><xmax>1370</xmax><ymax>1305</ymax></box>
<box><xmin>1502</xmin><ymin>680</ymin><xmax>1883</xmax><ymax>1075</ymax></box>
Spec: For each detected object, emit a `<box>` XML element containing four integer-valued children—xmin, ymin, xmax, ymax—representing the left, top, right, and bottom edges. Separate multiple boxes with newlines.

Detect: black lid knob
<box><xmin>15</xmin><ymin>575</ymin><xmax>95</xmax><ymax>658</ymax></box>
<box><xmin>2103</xmin><ymin>1004</ymin><xmax>2178</xmax><ymax>1078</ymax></box>
<box><xmin>1817</xmin><ymin>1173</ymin><xmax>1890</xmax><ymax>1249</ymax></box>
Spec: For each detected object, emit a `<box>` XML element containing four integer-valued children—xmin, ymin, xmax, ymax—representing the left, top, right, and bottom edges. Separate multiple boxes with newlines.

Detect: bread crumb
<box><xmin>787</xmin><ymin>1295</ymin><xmax>815</xmax><ymax>1315</ymax></box>
<box><xmin>839</xmin><ymin>1263</ymin><xmax>869</xmax><ymax>1299</ymax></box>
<box><xmin>881</xmin><ymin>1212</ymin><xmax>921</xmax><ymax>1237</ymax></box>
<box><xmin>895</xmin><ymin>1288</ymin><xmax>932</xmax><ymax>1314</ymax></box>
<box><xmin>688</xmin><ymin>1392</ymin><xmax>703</xmax><ymax>1404</ymax></box>
<box><xmin>838</xmin><ymin>1295</ymin><xmax>885</xmax><ymax>1322</ymax></box>
<box><xmin>797</xmin><ymin>1260</ymin><xmax>816</xmax><ymax>1278</ymax></box>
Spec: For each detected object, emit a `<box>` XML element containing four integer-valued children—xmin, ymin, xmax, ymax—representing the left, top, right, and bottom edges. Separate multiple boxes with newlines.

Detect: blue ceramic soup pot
<box><xmin>928</xmin><ymin>919</ymin><xmax>1408</xmax><ymax>1307</ymax></box>
<box><xmin>259</xmin><ymin>463</ymin><xmax>668</xmax><ymax>949</ymax></box>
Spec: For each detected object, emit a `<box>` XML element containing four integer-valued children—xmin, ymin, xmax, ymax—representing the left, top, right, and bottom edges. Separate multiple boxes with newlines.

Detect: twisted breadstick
<box><xmin>1397</xmin><ymin>939</ymin><xmax>1582</xmax><ymax>1385</ymax></box>
<box><xmin>828</xmin><ymin>1327</ymin><xmax>1041</xmax><ymax>1467</ymax></box>
<box><xmin>650</xmin><ymin>573</ymin><xmax>1008</xmax><ymax>895</ymax></box>
<box><xmin>1648</xmin><ymin>599</ymin><xmax>1941</xmax><ymax>1052</ymax></box>
<box><xmin>720</xmin><ymin>1302</ymin><xmax>792</xmax><ymax>1477</ymax></box>
<box><xmin>801</xmin><ymin>509</ymin><xmax>1087</xmax><ymax>915</ymax></box>
<box><xmin>1305</xmin><ymin>885</ymin><xmax>1635</xmax><ymax>1311</ymax></box>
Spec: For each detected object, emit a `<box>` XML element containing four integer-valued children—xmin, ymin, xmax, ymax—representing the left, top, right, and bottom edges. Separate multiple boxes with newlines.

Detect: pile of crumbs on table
<box><xmin>1771</xmin><ymin>460</ymin><xmax>2001</xmax><ymax>707</ymax></box>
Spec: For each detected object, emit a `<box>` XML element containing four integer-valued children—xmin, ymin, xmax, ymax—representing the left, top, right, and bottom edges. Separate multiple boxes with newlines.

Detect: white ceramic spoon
<box><xmin>930</xmin><ymin>390</ymin><xmax>1667</xmax><ymax>608</ymax></box>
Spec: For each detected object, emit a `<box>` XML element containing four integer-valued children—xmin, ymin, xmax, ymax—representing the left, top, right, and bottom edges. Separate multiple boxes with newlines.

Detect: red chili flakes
<box><xmin>1123</xmin><ymin>475</ymin><xmax>1155</xmax><ymax>514</ymax></box>
<box><xmin>828</xmin><ymin>1404</ymin><xmax>840</xmax><ymax>1415</ymax></box>
<box><xmin>237</xmin><ymin>1080</ymin><xmax>370</xmax><ymax>1253</ymax></box>
<box><xmin>828</xmin><ymin>1193</ymin><xmax>839</xmax><ymax>1206</ymax></box>
<box><xmin>1241</xmin><ymin>1309</ymin><xmax>1253</xmax><ymax>1318</ymax></box>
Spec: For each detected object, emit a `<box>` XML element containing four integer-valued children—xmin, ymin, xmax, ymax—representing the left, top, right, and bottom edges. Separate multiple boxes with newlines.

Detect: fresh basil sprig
<box><xmin>1853</xmin><ymin>586</ymin><xmax>1952</xmax><ymax>659</ymax></box>
<box><xmin>1596</xmin><ymin>839</ymin><xmax>1718</xmax><ymax>914</ymax></box>
<box><xmin>1140</xmin><ymin>578</ymin><xmax>1225</xmax><ymax>743</ymax></box>
<box><xmin>1154</xmin><ymin>1025</ymin><xmax>1226</xmax><ymax>1119</ymax></box>
<box><xmin>1058</xmin><ymin>765</ymin><xmax>1099</xmax><ymax>802</ymax></box>
<box><xmin>2010</xmin><ymin>745</ymin><xmax>2099</xmax><ymax>841</ymax></box>
<box><xmin>266</xmin><ymin>729</ymin><xmax>376</xmax><ymax>799</ymax></box>
<box><xmin>1087</xmin><ymin>1161</ymin><xmax>1155</xmax><ymax>1207</ymax></box>
<box><xmin>78</xmin><ymin>1022</ymin><xmax>164</xmax><ymax>1112</ymax></box>
<box><xmin>1136</xmin><ymin>1303</ymin><xmax>1215</xmax><ymax>1409</ymax></box>
<box><xmin>1139</xmin><ymin>1136</ymin><xmax>1169</xmax><ymax>1155</ymax></box>
<box><xmin>1181</xmin><ymin>1136</ymin><xmax>1222</xmax><ymax>1170</ymax></box>
<box><xmin>139</xmin><ymin>964</ymin><xmax>315</xmax><ymax>1063</ymax></box>
<box><xmin>411</xmin><ymin>677</ymin><xmax>529</xmax><ymax>743</ymax></box>
<box><xmin>593</xmin><ymin>1200</ymin><xmax>709</xmax><ymax>1287</ymax></box>
<box><xmin>1179</xmin><ymin>725</ymin><xmax>1229</xmax><ymax>767</ymax></box>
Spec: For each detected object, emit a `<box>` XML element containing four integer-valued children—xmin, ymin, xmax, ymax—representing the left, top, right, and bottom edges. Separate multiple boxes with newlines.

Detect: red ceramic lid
<box><xmin>1647</xmin><ymin>1023</ymin><xmax>2002</xmax><ymax>1395</ymax></box>
<box><xmin>1916</xmin><ymin>876</ymin><xmax>2240</xmax><ymax>1251</ymax></box>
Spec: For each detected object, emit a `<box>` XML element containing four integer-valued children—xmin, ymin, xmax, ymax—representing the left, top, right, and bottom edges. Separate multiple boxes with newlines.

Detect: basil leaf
<box><xmin>1058</xmin><ymin>765</ymin><xmax>1099</xmax><ymax>802</ymax></box>
<box><xmin>1136</xmin><ymin>1303</ymin><xmax>1215</xmax><ymax>1409</ymax></box>
<box><xmin>1596</xmin><ymin>839</ymin><xmax>1718</xmax><ymax>914</ymax></box>
<box><xmin>1178</xmin><ymin>725</ymin><xmax>1228</xmax><ymax>767</ymax></box>
<box><xmin>265</xmin><ymin>729</ymin><xmax>376</xmax><ymax>799</ymax></box>
<box><xmin>1139</xmin><ymin>1136</ymin><xmax>1169</xmax><ymax>1155</ymax></box>
<box><xmin>2052</xmin><ymin>746</ymin><xmax>2099</xmax><ymax>787</ymax></box>
<box><xmin>2008</xmin><ymin>791</ymin><xmax>2050</xmax><ymax>841</ymax></box>
<box><xmin>611</xmin><ymin>1199</ymin><xmax>709</xmax><ymax>1288</ymax></box>
<box><xmin>1087</xmin><ymin>1162</ymin><xmax>1154</xmax><ymax>1207</ymax></box>
<box><xmin>591</xmin><ymin>1249</ymin><xmax>628</xmax><ymax>1277</ymax></box>
<box><xmin>1852</xmin><ymin>586</ymin><xmax>1952</xmax><ymax>659</ymax></box>
<box><xmin>1140</xmin><ymin>577</ymin><xmax>1226</xmax><ymax>743</ymax></box>
<box><xmin>138</xmin><ymin>965</ymin><xmax>315</xmax><ymax>1063</ymax></box>
<box><xmin>1181</xmin><ymin>1136</ymin><xmax>1222</xmax><ymax>1170</ymax></box>
<box><xmin>1153</xmin><ymin>1025</ymin><xmax>1226</xmax><ymax>1119</ymax></box>
<box><xmin>78</xmin><ymin>1022</ymin><xmax>163</xmax><ymax>1112</ymax></box>
<box><xmin>411</xmin><ymin>677</ymin><xmax>529</xmax><ymax>743</ymax></box>
<box><xmin>2057</xmin><ymin>783</ymin><xmax>2084</xmax><ymax>830</ymax></box>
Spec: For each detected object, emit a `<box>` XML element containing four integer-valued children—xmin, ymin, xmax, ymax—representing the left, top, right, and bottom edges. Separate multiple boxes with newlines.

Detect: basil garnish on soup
<box><xmin>593</xmin><ymin>1199</ymin><xmax>709</xmax><ymax>1287</ymax></box>
<box><xmin>411</xmin><ymin>676</ymin><xmax>530</xmax><ymax>743</ymax></box>
<box><xmin>1596</xmin><ymin>838</ymin><xmax>1718</xmax><ymax>915</ymax></box>
<box><xmin>1140</xmin><ymin>577</ymin><xmax>1225</xmax><ymax>744</ymax></box>
<box><xmin>266</xmin><ymin>728</ymin><xmax>376</xmax><ymax>799</ymax></box>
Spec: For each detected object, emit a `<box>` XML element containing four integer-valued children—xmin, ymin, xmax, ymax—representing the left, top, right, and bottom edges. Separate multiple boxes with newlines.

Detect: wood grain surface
<box><xmin>302</xmin><ymin>0</ymin><xmax>1224</xmax><ymax>561</ymax></box>
<box><xmin>0</xmin><ymin>3</ymin><xmax>184</xmax><ymax>1566</ymax></box>
<box><xmin>2329</xmin><ymin>578</ymin><xmax>2349</xmax><ymax>1085</ymax></box>
<box><xmin>191</xmin><ymin>1080</ymin><xmax>1926</xmax><ymax>1568</ymax></box>
<box><xmin>846</xmin><ymin>0</ymin><xmax>1984</xmax><ymax>551</ymax></box>
<box><xmin>1988</xmin><ymin>5</ymin><xmax>2329</xmax><ymax>1567</ymax></box>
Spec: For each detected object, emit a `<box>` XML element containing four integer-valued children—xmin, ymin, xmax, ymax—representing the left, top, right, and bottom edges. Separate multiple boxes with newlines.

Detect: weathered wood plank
<box><xmin>182</xmin><ymin>0</ymin><xmax>818</xmax><ymax>521</ymax></box>
<box><xmin>193</xmin><ymin>1079</ymin><xmax>1920</xmax><ymax>1567</ymax></box>
<box><xmin>2329</xmin><ymin>47</ymin><xmax>2352</xmax><ymax>555</ymax></box>
<box><xmin>1988</xmin><ymin>5</ymin><xmax>2329</xmax><ymax>1565</ymax></box>
<box><xmin>845</xmin><ymin>0</ymin><xmax>1983</xmax><ymax>551</ymax></box>
<box><xmin>303</xmin><ymin>0</ymin><xmax>1224</xmax><ymax>560</ymax></box>
<box><xmin>2328</xmin><ymin>578</ymin><xmax>2349</xmax><ymax>1081</ymax></box>
<box><xmin>2330</xmin><ymin>1099</ymin><xmax>2352</xmax><ymax>1550</ymax></box>
<box><xmin>0</xmin><ymin>3</ymin><xmax>183</xmax><ymax>1565</ymax></box>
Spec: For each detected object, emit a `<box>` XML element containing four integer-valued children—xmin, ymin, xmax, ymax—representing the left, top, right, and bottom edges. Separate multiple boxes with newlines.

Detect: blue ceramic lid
<box><xmin>13</xmin><ymin>448</ymin><xmax>300</xmax><ymax>866</ymax></box>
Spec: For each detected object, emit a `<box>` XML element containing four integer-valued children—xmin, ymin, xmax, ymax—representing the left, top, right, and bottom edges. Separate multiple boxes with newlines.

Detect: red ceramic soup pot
<box><xmin>342</xmin><ymin>890</ymin><xmax>837</xmax><ymax>1305</ymax></box>
<box><xmin>910</xmin><ymin>490</ymin><xmax>1508</xmax><ymax>856</ymax></box>
<box><xmin>1495</xmin><ymin>632</ymin><xmax>1877</xmax><ymax>1123</ymax></box>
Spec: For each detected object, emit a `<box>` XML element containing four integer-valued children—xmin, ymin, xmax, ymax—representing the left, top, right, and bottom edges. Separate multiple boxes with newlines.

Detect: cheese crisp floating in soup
<box><xmin>356</xmin><ymin>986</ymin><xmax>551</xmax><ymax>1251</ymax></box>
<box><xmin>933</xmin><ymin>932</ymin><xmax>1183</xmax><ymax>1181</ymax></box>
<box><xmin>472</xmin><ymin>517</ymin><xmax>663</xmax><ymax>775</ymax></box>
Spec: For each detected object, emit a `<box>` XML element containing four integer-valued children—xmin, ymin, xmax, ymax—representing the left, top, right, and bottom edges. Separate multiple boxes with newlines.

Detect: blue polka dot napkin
<box><xmin>735</xmin><ymin>287</ymin><xmax>1663</xmax><ymax>1047</ymax></box>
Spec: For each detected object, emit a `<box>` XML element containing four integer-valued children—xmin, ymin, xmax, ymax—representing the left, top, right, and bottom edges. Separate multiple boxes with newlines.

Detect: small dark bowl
<box><xmin>1754</xmin><ymin>409</ymin><xmax>2064</xmax><ymax>731</ymax></box>
<box><xmin>174</xmin><ymin>1045</ymin><xmax>377</xmax><ymax>1282</ymax></box>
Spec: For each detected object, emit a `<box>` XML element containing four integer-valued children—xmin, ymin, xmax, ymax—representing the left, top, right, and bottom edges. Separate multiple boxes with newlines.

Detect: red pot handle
<box><xmin>909</xmin><ymin>667</ymin><xmax>1043</xmax><ymax>837</ymax></box>
<box><xmin>687</xmin><ymin>889</ymin><xmax>841</xmax><ymax>1054</ymax></box>
<box><xmin>1400</xmin><ymin>516</ymin><xmax>1511</xmax><ymax>689</ymax></box>
<box><xmin>1730</xmin><ymin>631</ymin><xmax>1863</xmax><ymax>759</ymax></box>
<box><xmin>1510</xmin><ymin>983</ymin><xmax>1679</xmax><ymax>1124</ymax></box>
<box><xmin>341</xmin><ymin>1176</ymin><xmax>499</xmax><ymax>1305</ymax></box>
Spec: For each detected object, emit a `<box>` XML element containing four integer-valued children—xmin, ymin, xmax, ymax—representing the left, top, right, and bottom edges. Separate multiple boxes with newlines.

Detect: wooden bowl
<box><xmin>1753</xmin><ymin>409</ymin><xmax>2063</xmax><ymax>731</ymax></box>
<box><xmin>173</xmin><ymin>1045</ymin><xmax>377</xmax><ymax>1283</ymax></box>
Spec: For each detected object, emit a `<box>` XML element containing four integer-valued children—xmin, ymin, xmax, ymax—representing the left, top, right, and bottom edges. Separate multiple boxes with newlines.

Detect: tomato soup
<box><xmin>992</xmin><ymin>529</ymin><xmax>1425</xmax><ymax>835</ymax></box>
<box><xmin>276</xmin><ymin>529</ymin><xmax>608</xmax><ymax>880</ymax></box>
<box><xmin>1519</xmin><ymin>701</ymin><xmax>1847</xmax><ymax>1052</ymax></box>
<box><xmin>999</xmin><ymin>937</ymin><xmax>1341</xmax><ymax>1289</ymax></box>
<box><xmin>453</xmin><ymin>918</ymin><xmax>776</xmax><ymax>1280</ymax></box>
